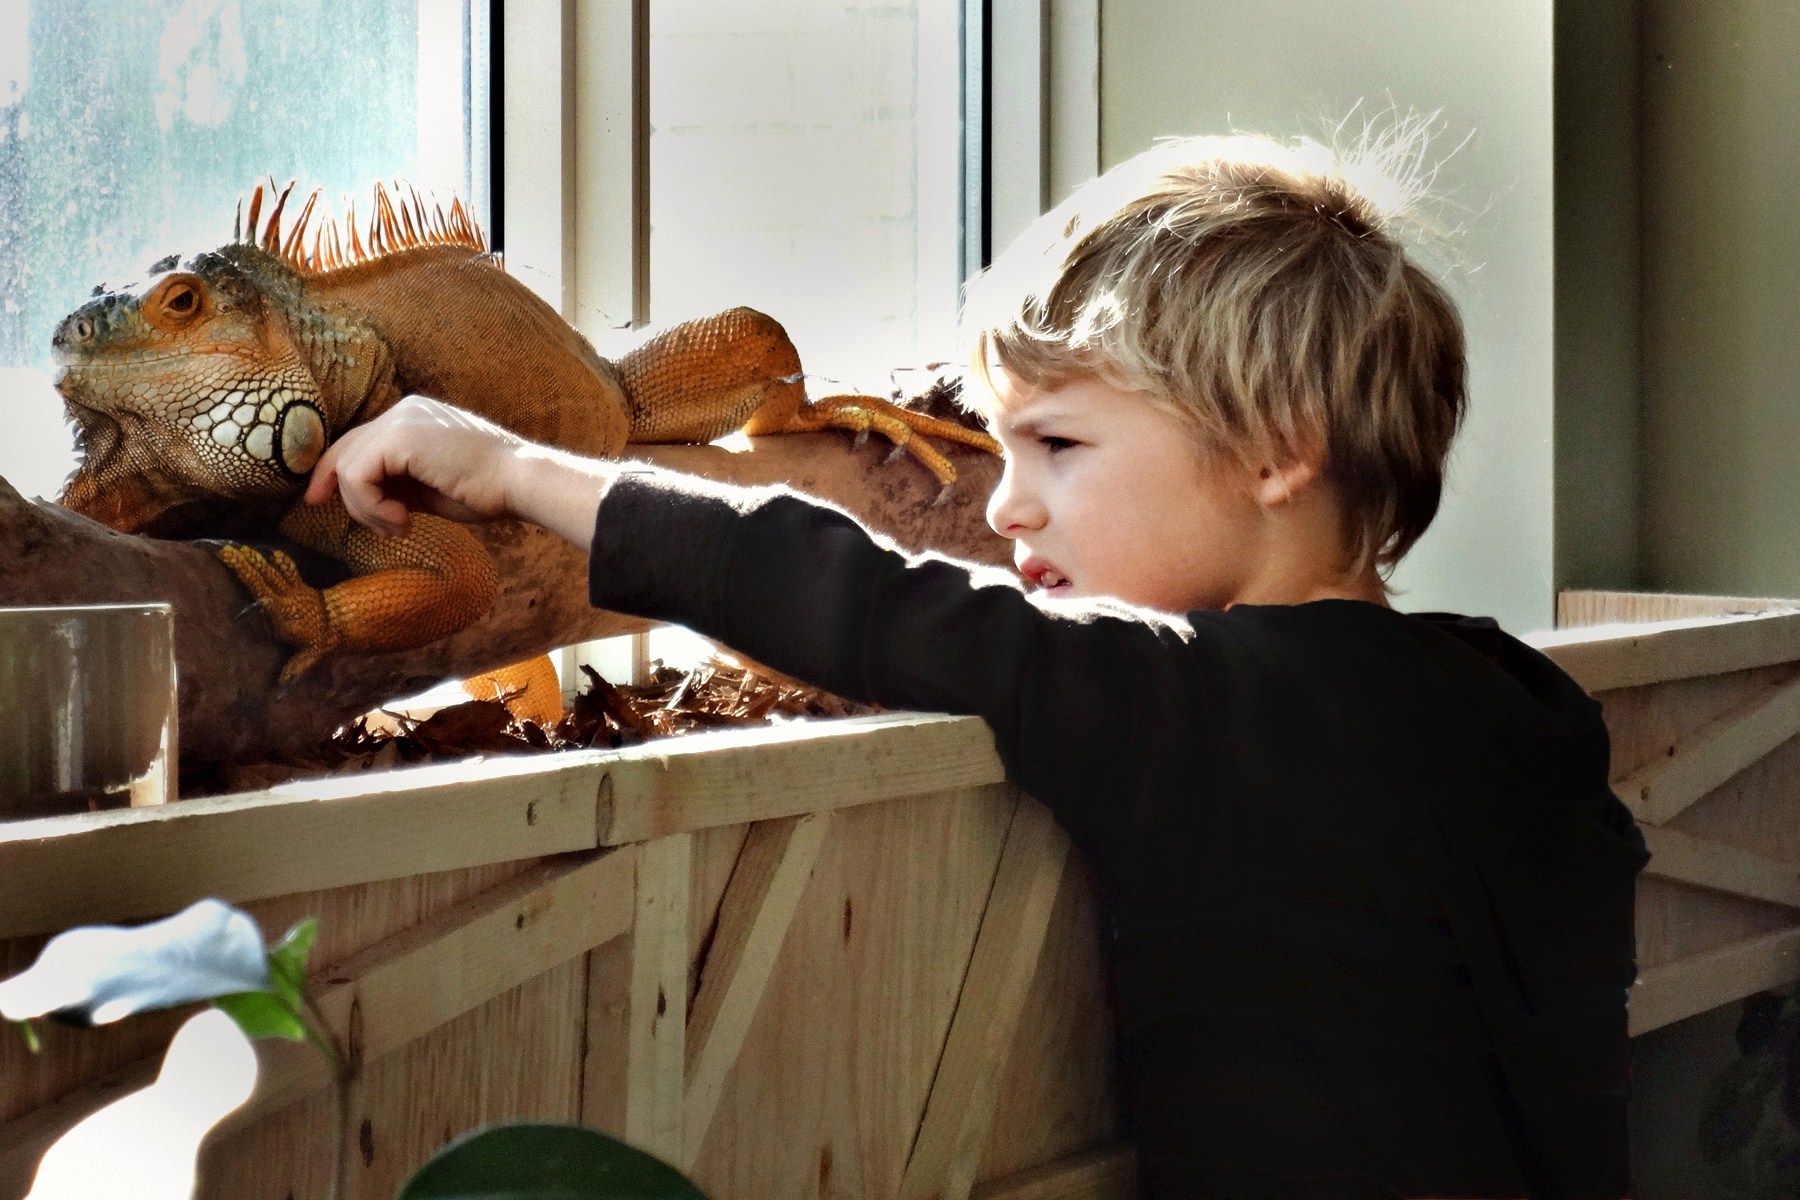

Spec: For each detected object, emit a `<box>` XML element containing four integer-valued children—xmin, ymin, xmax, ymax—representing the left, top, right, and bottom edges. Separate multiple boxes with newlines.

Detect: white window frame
<box><xmin>495</xmin><ymin>0</ymin><xmax>1098</xmax><ymax>693</ymax></box>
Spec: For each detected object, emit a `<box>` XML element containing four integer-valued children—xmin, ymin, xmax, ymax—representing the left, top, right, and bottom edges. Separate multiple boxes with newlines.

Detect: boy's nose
<box><xmin>985</xmin><ymin>464</ymin><xmax>1045</xmax><ymax>538</ymax></box>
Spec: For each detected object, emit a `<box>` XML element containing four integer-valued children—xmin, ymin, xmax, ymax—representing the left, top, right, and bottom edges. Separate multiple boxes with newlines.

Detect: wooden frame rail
<box><xmin>6</xmin><ymin>594</ymin><xmax>1800</xmax><ymax>1197</ymax></box>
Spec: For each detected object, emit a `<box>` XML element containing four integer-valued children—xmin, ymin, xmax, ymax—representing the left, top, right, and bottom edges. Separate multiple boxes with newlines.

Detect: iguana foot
<box><xmin>216</xmin><ymin>544</ymin><xmax>340</xmax><ymax>683</ymax></box>
<box><xmin>745</xmin><ymin>393</ymin><xmax>1002</xmax><ymax>489</ymax></box>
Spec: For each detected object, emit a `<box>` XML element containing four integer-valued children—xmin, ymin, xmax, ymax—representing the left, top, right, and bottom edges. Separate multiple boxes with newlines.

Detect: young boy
<box><xmin>307</xmin><ymin>134</ymin><xmax>1648</xmax><ymax>1199</ymax></box>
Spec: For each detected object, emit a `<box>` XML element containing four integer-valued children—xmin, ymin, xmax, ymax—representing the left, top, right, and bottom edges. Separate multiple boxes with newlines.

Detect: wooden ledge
<box><xmin>0</xmin><ymin>712</ymin><xmax>1004</xmax><ymax>938</ymax></box>
<box><xmin>1528</xmin><ymin>608</ymin><xmax>1800</xmax><ymax>692</ymax></box>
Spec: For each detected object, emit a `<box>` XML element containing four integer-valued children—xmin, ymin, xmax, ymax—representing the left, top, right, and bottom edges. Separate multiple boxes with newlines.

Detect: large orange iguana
<box><xmin>50</xmin><ymin>181</ymin><xmax>998</xmax><ymax>684</ymax></box>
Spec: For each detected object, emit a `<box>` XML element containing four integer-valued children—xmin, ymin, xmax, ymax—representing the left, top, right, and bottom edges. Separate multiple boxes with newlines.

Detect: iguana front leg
<box><xmin>218</xmin><ymin>499</ymin><xmax>498</xmax><ymax>683</ymax></box>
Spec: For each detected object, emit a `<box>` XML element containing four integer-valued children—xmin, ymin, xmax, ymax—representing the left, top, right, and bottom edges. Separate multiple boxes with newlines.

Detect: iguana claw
<box><xmin>215</xmin><ymin>544</ymin><xmax>339</xmax><ymax>683</ymax></box>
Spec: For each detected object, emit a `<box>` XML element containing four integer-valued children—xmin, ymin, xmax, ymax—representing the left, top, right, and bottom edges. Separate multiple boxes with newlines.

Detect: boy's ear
<box><xmin>1252</xmin><ymin>436</ymin><xmax>1325</xmax><ymax>508</ymax></box>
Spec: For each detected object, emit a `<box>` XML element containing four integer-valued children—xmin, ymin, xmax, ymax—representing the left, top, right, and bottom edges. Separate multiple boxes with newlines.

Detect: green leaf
<box><xmin>15</xmin><ymin>1019</ymin><xmax>39</xmax><ymax>1053</ymax></box>
<box><xmin>213</xmin><ymin>990</ymin><xmax>308</xmax><ymax>1042</ymax></box>
<box><xmin>0</xmin><ymin>899</ymin><xmax>272</xmax><ymax>1027</ymax></box>
<box><xmin>397</xmin><ymin>1123</ymin><xmax>710</xmax><ymax>1200</ymax></box>
<box><xmin>266</xmin><ymin>918</ymin><xmax>318</xmax><ymax>1010</ymax></box>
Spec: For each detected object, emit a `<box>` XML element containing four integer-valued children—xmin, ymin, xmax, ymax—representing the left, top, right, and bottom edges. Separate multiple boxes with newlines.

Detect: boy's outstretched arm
<box><xmin>304</xmin><ymin>395</ymin><xmax>621</xmax><ymax>548</ymax></box>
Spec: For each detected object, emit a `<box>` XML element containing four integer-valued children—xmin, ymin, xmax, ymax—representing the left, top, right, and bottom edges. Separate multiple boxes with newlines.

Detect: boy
<box><xmin>307</xmin><ymin>135</ymin><xmax>1648</xmax><ymax>1199</ymax></box>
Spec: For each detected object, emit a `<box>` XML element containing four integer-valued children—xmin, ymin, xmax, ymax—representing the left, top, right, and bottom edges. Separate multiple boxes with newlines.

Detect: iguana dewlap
<box><xmin>50</xmin><ymin>181</ymin><xmax>998</xmax><ymax>684</ymax></box>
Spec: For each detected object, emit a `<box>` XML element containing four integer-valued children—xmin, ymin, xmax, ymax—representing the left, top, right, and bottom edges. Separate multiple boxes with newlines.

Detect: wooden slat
<box><xmin>0</xmin><ymin>849</ymin><xmax>633</xmax><ymax>1196</ymax></box>
<box><xmin>1643</xmin><ymin>825</ymin><xmax>1800</xmax><ymax>911</ymax></box>
<box><xmin>0</xmin><ymin>755</ymin><xmax>605</xmax><ymax>938</ymax></box>
<box><xmin>970</xmin><ymin>1145</ymin><xmax>1138</xmax><ymax>1200</ymax></box>
<box><xmin>901</xmin><ymin>800</ymin><xmax>1071</xmax><ymax>1200</ymax></box>
<box><xmin>1528</xmin><ymin>609</ymin><xmax>1800</xmax><ymax>693</ymax></box>
<box><xmin>682</xmin><ymin>813</ymin><xmax>831</xmax><ymax>1167</ymax></box>
<box><xmin>625</xmin><ymin>834</ymin><xmax>690</xmax><ymax>1166</ymax></box>
<box><xmin>1557</xmin><ymin>589</ymin><xmax>1798</xmax><ymax>629</ymax></box>
<box><xmin>1617</xmin><ymin>674</ymin><xmax>1800</xmax><ymax>824</ymax></box>
<box><xmin>598</xmin><ymin>712</ymin><xmax>1006</xmax><ymax>844</ymax></box>
<box><xmin>1629</xmin><ymin>923</ymin><xmax>1800</xmax><ymax>1035</ymax></box>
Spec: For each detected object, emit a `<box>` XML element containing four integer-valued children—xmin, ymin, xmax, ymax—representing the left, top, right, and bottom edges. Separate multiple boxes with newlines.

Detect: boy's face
<box><xmin>983</xmin><ymin>370</ymin><xmax>1267</xmax><ymax>613</ymax></box>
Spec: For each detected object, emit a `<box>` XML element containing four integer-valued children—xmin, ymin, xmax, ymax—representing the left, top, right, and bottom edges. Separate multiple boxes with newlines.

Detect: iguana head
<box><xmin>53</xmin><ymin>242</ymin><xmax>332</xmax><ymax>531</ymax></box>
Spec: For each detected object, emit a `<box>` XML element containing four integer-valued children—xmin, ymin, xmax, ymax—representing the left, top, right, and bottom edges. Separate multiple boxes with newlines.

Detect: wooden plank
<box><xmin>598</xmin><ymin>713</ymin><xmax>1006</xmax><ymax>844</ymax></box>
<box><xmin>625</xmin><ymin>835</ymin><xmax>691</xmax><ymax>1166</ymax></box>
<box><xmin>970</xmin><ymin>1145</ymin><xmax>1138</xmax><ymax>1200</ymax></box>
<box><xmin>0</xmin><ymin>850</ymin><xmax>633</xmax><ymax>1195</ymax></box>
<box><xmin>1528</xmin><ymin>609</ymin><xmax>1800</xmax><ymax>693</ymax></box>
<box><xmin>1618</xmin><ymin>674</ymin><xmax>1800</xmax><ymax>824</ymax></box>
<box><xmin>0</xmin><ymin>754</ymin><xmax>605</xmax><ymax>938</ymax></box>
<box><xmin>1630</xmin><ymin>924</ymin><xmax>1800</xmax><ymax>1035</ymax></box>
<box><xmin>1643</xmin><ymin>825</ymin><xmax>1800</xmax><ymax>911</ymax></box>
<box><xmin>901</xmin><ymin>800</ymin><xmax>1071</xmax><ymax>1200</ymax></box>
<box><xmin>1557</xmin><ymin>590</ymin><xmax>1798</xmax><ymax>629</ymax></box>
<box><xmin>682</xmin><ymin>813</ymin><xmax>831</xmax><ymax>1167</ymax></box>
<box><xmin>684</xmin><ymin>784</ymin><xmax>1018</xmax><ymax>1199</ymax></box>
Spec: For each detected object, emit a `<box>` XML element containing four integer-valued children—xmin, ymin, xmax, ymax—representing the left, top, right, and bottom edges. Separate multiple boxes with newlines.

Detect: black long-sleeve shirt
<box><xmin>589</xmin><ymin>472</ymin><xmax>1649</xmax><ymax>1200</ymax></box>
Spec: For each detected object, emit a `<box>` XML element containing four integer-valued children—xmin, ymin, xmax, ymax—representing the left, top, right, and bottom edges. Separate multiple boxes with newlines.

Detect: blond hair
<box><xmin>962</xmin><ymin>132</ymin><xmax>1466</xmax><ymax>574</ymax></box>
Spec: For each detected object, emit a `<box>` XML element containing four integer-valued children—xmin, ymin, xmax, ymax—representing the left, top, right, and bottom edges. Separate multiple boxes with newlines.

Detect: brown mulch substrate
<box><xmin>183</xmin><ymin>657</ymin><xmax>876</xmax><ymax>796</ymax></box>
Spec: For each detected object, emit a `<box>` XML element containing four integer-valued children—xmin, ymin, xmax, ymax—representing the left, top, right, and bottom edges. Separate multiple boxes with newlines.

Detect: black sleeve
<box><xmin>587</xmin><ymin>469</ymin><xmax>1209</xmax><ymax>825</ymax></box>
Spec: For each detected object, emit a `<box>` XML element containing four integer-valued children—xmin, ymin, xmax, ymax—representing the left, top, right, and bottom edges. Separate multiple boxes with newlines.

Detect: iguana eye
<box><xmin>144</xmin><ymin>275</ymin><xmax>206</xmax><ymax>329</ymax></box>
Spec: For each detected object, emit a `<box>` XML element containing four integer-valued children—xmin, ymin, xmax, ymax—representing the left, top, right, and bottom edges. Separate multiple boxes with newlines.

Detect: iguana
<box><xmin>50</xmin><ymin>180</ymin><xmax>999</xmax><ymax>685</ymax></box>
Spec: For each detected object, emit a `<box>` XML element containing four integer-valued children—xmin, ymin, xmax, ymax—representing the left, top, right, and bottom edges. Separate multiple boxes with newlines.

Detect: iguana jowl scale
<box><xmin>51</xmin><ymin>181</ymin><xmax>997</xmax><ymax>683</ymax></box>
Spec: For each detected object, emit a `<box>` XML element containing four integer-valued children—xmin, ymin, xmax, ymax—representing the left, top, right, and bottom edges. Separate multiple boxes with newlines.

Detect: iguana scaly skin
<box><xmin>51</xmin><ymin>181</ymin><xmax>998</xmax><ymax>682</ymax></box>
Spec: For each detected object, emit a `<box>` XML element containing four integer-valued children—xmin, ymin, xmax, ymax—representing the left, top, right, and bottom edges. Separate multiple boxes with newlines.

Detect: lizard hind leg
<box><xmin>615</xmin><ymin>305</ymin><xmax>1001</xmax><ymax>487</ymax></box>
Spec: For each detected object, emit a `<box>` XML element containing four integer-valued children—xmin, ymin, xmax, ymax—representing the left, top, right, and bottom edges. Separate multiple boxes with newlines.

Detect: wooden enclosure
<box><xmin>2</xmin><ymin>590</ymin><xmax>1800</xmax><ymax>1199</ymax></box>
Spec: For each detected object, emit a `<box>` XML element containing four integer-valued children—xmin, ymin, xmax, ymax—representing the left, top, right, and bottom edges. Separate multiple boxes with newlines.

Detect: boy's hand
<box><xmin>305</xmin><ymin>396</ymin><xmax>525</xmax><ymax>537</ymax></box>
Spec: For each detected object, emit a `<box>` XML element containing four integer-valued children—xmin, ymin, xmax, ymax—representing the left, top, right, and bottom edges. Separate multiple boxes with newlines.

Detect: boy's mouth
<box><xmin>1019</xmin><ymin>556</ymin><xmax>1072</xmax><ymax>593</ymax></box>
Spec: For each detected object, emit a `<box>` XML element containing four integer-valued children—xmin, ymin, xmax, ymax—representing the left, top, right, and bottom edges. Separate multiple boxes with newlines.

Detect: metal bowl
<box><xmin>0</xmin><ymin>603</ymin><xmax>177</xmax><ymax>818</ymax></box>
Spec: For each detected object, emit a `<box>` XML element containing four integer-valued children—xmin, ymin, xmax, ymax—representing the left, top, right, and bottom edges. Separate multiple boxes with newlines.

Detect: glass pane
<box><xmin>0</xmin><ymin>0</ymin><xmax>488</xmax><ymax>499</ymax></box>
<box><xmin>647</xmin><ymin>2</ymin><xmax>963</xmax><ymax>393</ymax></box>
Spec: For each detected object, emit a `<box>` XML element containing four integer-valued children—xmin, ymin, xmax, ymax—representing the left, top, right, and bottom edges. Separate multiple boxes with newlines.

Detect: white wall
<box><xmin>1099</xmin><ymin>0</ymin><xmax>1556</xmax><ymax>632</ymax></box>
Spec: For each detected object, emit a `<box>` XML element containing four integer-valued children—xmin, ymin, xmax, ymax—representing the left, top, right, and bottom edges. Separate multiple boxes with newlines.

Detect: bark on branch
<box><xmin>0</xmin><ymin>436</ymin><xmax>1005</xmax><ymax>775</ymax></box>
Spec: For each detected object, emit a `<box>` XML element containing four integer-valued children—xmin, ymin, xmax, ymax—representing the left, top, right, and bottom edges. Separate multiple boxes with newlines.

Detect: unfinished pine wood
<box><xmin>598</xmin><ymin>712</ymin><xmax>1006</xmax><ymax>844</ymax></box>
<box><xmin>0</xmin><ymin>853</ymin><xmax>629</xmax><ymax>1197</ymax></box>
<box><xmin>1631</xmin><ymin>924</ymin><xmax>1800</xmax><ymax>1035</ymax></box>
<box><xmin>0</xmin><ymin>753</ymin><xmax>604</xmax><ymax>938</ymax></box>
<box><xmin>1558</xmin><ymin>590</ymin><xmax>1798</xmax><ymax>629</ymax></box>
<box><xmin>1635</xmin><ymin>875</ymin><xmax>1798</xmax><ymax>980</ymax></box>
<box><xmin>626</xmin><ymin>835</ymin><xmax>691</xmax><ymax>1166</ymax></box>
<box><xmin>900</xmin><ymin>799</ymin><xmax>1071</xmax><ymax>1200</ymax></box>
<box><xmin>969</xmin><ymin>1146</ymin><xmax>1139</xmax><ymax>1200</ymax></box>
<box><xmin>683</xmin><ymin>812</ymin><xmax>832</xmax><ymax>1167</ymax></box>
<box><xmin>687</xmin><ymin>784</ymin><xmax>1018</xmax><ymax>1200</ymax></box>
<box><xmin>1616</xmin><ymin>673</ymin><xmax>1800</xmax><ymax>824</ymax></box>
<box><xmin>974</xmin><ymin>854</ymin><xmax>1120</xmax><ymax>1185</ymax></box>
<box><xmin>1642</xmin><ymin>825</ymin><xmax>1800</xmax><ymax>911</ymax></box>
<box><xmin>1529</xmin><ymin>609</ymin><xmax>1800</xmax><ymax>693</ymax></box>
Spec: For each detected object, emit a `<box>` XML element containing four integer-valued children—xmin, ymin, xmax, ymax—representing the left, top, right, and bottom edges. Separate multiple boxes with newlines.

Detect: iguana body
<box><xmin>51</xmin><ymin>182</ymin><xmax>997</xmax><ymax>682</ymax></box>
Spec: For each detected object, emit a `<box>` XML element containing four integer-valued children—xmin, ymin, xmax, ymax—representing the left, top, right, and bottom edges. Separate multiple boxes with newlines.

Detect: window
<box><xmin>644</xmin><ymin>2</ymin><xmax>964</xmax><ymax>390</ymax></box>
<box><xmin>0</xmin><ymin>0</ymin><xmax>489</xmax><ymax>499</ymax></box>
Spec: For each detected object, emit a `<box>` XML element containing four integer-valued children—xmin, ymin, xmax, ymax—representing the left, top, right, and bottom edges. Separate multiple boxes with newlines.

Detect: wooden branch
<box><xmin>0</xmin><ymin>433</ymin><xmax>1005</xmax><ymax>779</ymax></box>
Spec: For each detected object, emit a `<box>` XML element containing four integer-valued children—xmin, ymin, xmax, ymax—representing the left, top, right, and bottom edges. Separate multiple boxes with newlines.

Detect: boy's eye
<box><xmin>1040</xmin><ymin>436</ymin><xmax>1078</xmax><ymax>453</ymax></box>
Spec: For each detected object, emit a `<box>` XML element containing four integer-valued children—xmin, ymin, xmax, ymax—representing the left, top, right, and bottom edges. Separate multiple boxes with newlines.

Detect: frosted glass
<box><xmin>0</xmin><ymin>0</ymin><xmax>479</xmax><ymax>371</ymax></box>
